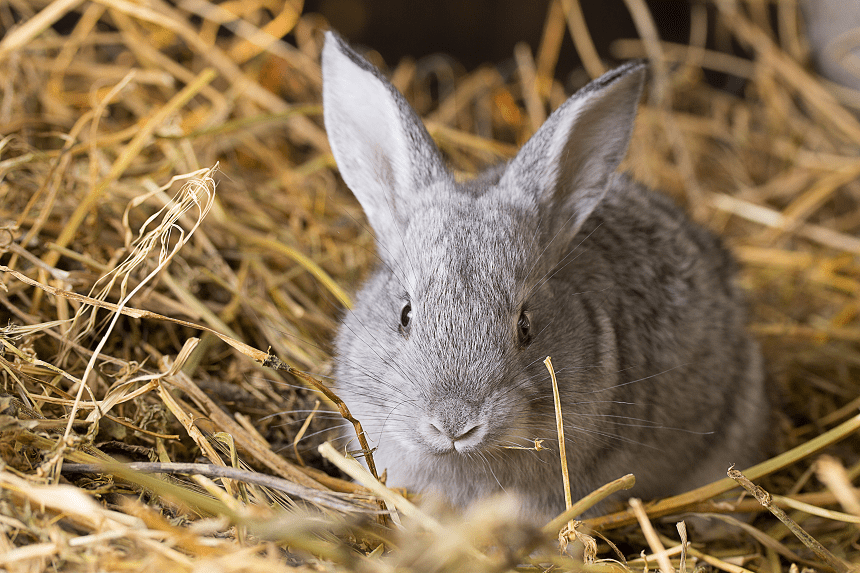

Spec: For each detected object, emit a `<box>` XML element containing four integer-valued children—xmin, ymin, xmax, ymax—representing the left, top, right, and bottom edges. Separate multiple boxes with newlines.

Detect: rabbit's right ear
<box><xmin>498</xmin><ymin>61</ymin><xmax>646</xmax><ymax>258</ymax></box>
<box><xmin>322</xmin><ymin>31</ymin><xmax>450</xmax><ymax>247</ymax></box>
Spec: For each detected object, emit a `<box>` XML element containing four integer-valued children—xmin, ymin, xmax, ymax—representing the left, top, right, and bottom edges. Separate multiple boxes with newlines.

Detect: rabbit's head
<box><xmin>323</xmin><ymin>31</ymin><xmax>645</xmax><ymax>499</ymax></box>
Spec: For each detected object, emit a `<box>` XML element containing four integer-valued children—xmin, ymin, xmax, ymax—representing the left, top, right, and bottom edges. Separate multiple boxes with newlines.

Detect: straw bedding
<box><xmin>1</xmin><ymin>0</ymin><xmax>859</xmax><ymax>571</ymax></box>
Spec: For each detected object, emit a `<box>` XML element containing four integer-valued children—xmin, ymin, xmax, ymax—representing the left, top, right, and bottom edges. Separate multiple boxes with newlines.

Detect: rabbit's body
<box><xmin>323</xmin><ymin>32</ymin><xmax>768</xmax><ymax>523</ymax></box>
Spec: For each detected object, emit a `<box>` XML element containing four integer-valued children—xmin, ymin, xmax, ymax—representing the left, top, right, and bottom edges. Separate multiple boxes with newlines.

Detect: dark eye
<box><xmin>400</xmin><ymin>302</ymin><xmax>412</xmax><ymax>332</ymax></box>
<box><xmin>517</xmin><ymin>311</ymin><xmax>532</xmax><ymax>346</ymax></box>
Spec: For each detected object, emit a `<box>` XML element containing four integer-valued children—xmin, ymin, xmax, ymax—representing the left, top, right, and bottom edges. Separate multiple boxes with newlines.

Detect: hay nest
<box><xmin>1</xmin><ymin>0</ymin><xmax>859</xmax><ymax>571</ymax></box>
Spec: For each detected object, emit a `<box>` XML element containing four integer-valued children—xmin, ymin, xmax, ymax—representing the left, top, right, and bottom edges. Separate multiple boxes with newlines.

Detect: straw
<box><xmin>2</xmin><ymin>0</ymin><xmax>860</xmax><ymax>570</ymax></box>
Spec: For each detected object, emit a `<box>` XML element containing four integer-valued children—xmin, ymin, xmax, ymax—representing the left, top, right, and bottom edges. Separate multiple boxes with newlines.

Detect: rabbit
<box><xmin>322</xmin><ymin>30</ymin><xmax>769</xmax><ymax>523</ymax></box>
<box><xmin>801</xmin><ymin>0</ymin><xmax>860</xmax><ymax>92</ymax></box>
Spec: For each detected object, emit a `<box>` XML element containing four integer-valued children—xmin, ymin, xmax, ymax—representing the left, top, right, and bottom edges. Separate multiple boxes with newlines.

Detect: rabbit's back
<box><xmin>551</xmin><ymin>174</ymin><xmax>768</xmax><ymax>500</ymax></box>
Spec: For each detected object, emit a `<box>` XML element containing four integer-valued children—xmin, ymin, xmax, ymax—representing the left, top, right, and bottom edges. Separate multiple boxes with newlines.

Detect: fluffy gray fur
<box><xmin>322</xmin><ymin>31</ymin><xmax>769</xmax><ymax>523</ymax></box>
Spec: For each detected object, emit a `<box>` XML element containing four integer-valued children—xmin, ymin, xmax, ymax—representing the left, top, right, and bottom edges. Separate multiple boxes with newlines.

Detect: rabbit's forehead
<box><xmin>402</xmin><ymin>201</ymin><xmax>536</xmax><ymax>298</ymax></box>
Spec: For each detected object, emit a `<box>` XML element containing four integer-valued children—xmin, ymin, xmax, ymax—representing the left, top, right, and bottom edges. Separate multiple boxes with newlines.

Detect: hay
<box><xmin>1</xmin><ymin>0</ymin><xmax>859</xmax><ymax>571</ymax></box>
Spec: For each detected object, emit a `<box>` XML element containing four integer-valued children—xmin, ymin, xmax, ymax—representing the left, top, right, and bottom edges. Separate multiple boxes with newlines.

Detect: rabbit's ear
<box><xmin>322</xmin><ymin>31</ymin><xmax>450</xmax><ymax>245</ymax></box>
<box><xmin>499</xmin><ymin>62</ymin><xmax>646</xmax><ymax>252</ymax></box>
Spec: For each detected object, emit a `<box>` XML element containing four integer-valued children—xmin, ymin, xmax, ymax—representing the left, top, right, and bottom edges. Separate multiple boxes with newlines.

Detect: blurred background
<box><xmin>308</xmin><ymin>0</ymin><xmax>691</xmax><ymax>71</ymax></box>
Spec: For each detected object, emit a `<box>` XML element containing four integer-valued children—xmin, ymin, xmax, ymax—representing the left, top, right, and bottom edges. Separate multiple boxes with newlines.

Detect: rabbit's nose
<box><xmin>424</xmin><ymin>417</ymin><xmax>486</xmax><ymax>452</ymax></box>
<box><xmin>429</xmin><ymin>421</ymin><xmax>480</xmax><ymax>441</ymax></box>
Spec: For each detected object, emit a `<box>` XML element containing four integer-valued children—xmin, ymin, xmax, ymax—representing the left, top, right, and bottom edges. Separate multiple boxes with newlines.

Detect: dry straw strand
<box><xmin>2</xmin><ymin>0</ymin><xmax>860</xmax><ymax>569</ymax></box>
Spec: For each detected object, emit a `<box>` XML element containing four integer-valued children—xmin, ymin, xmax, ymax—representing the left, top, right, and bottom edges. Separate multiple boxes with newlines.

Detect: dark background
<box><xmin>307</xmin><ymin>0</ymin><xmax>695</xmax><ymax>72</ymax></box>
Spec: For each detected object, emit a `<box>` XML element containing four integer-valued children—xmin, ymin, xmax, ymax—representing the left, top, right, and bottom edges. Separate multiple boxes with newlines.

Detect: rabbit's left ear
<box><xmin>498</xmin><ymin>62</ymin><xmax>646</xmax><ymax>248</ymax></box>
<box><xmin>322</xmin><ymin>31</ymin><xmax>450</xmax><ymax>248</ymax></box>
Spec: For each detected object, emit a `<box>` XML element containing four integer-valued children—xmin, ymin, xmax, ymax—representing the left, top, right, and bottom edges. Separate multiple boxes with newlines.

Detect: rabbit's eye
<box><xmin>517</xmin><ymin>311</ymin><xmax>532</xmax><ymax>346</ymax></box>
<box><xmin>400</xmin><ymin>302</ymin><xmax>412</xmax><ymax>332</ymax></box>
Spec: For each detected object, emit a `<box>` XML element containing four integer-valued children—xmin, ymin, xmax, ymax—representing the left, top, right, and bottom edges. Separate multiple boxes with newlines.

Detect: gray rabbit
<box><xmin>322</xmin><ymin>31</ymin><xmax>768</xmax><ymax>523</ymax></box>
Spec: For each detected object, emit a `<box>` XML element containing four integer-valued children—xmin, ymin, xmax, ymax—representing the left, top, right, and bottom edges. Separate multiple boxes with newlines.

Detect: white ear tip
<box><xmin>322</xmin><ymin>31</ymin><xmax>353</xmax><ymax>72</ymax></box>
<box><xmin>322</xmin><ymin>31</ymin><xmax>340</xmax><ymax>63</ymax></box>
<box><xmin>323</xmin><ymin>30</ymin><xmax>341</xmax><ymax>51</ymax></box>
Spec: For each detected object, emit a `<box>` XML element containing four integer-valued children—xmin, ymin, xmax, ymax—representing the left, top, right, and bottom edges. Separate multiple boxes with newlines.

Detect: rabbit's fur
<box><xmin>323</xmin><ymin>31</ymin><xmax>768</xmax><ymax>523</ymax></box>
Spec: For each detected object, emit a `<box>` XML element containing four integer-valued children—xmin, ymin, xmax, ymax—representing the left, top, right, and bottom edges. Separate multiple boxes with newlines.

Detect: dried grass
<box><xmin>1</xmin><ymin>0</ymin><xmax>860</xmax><ymax>571</ymax></box>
